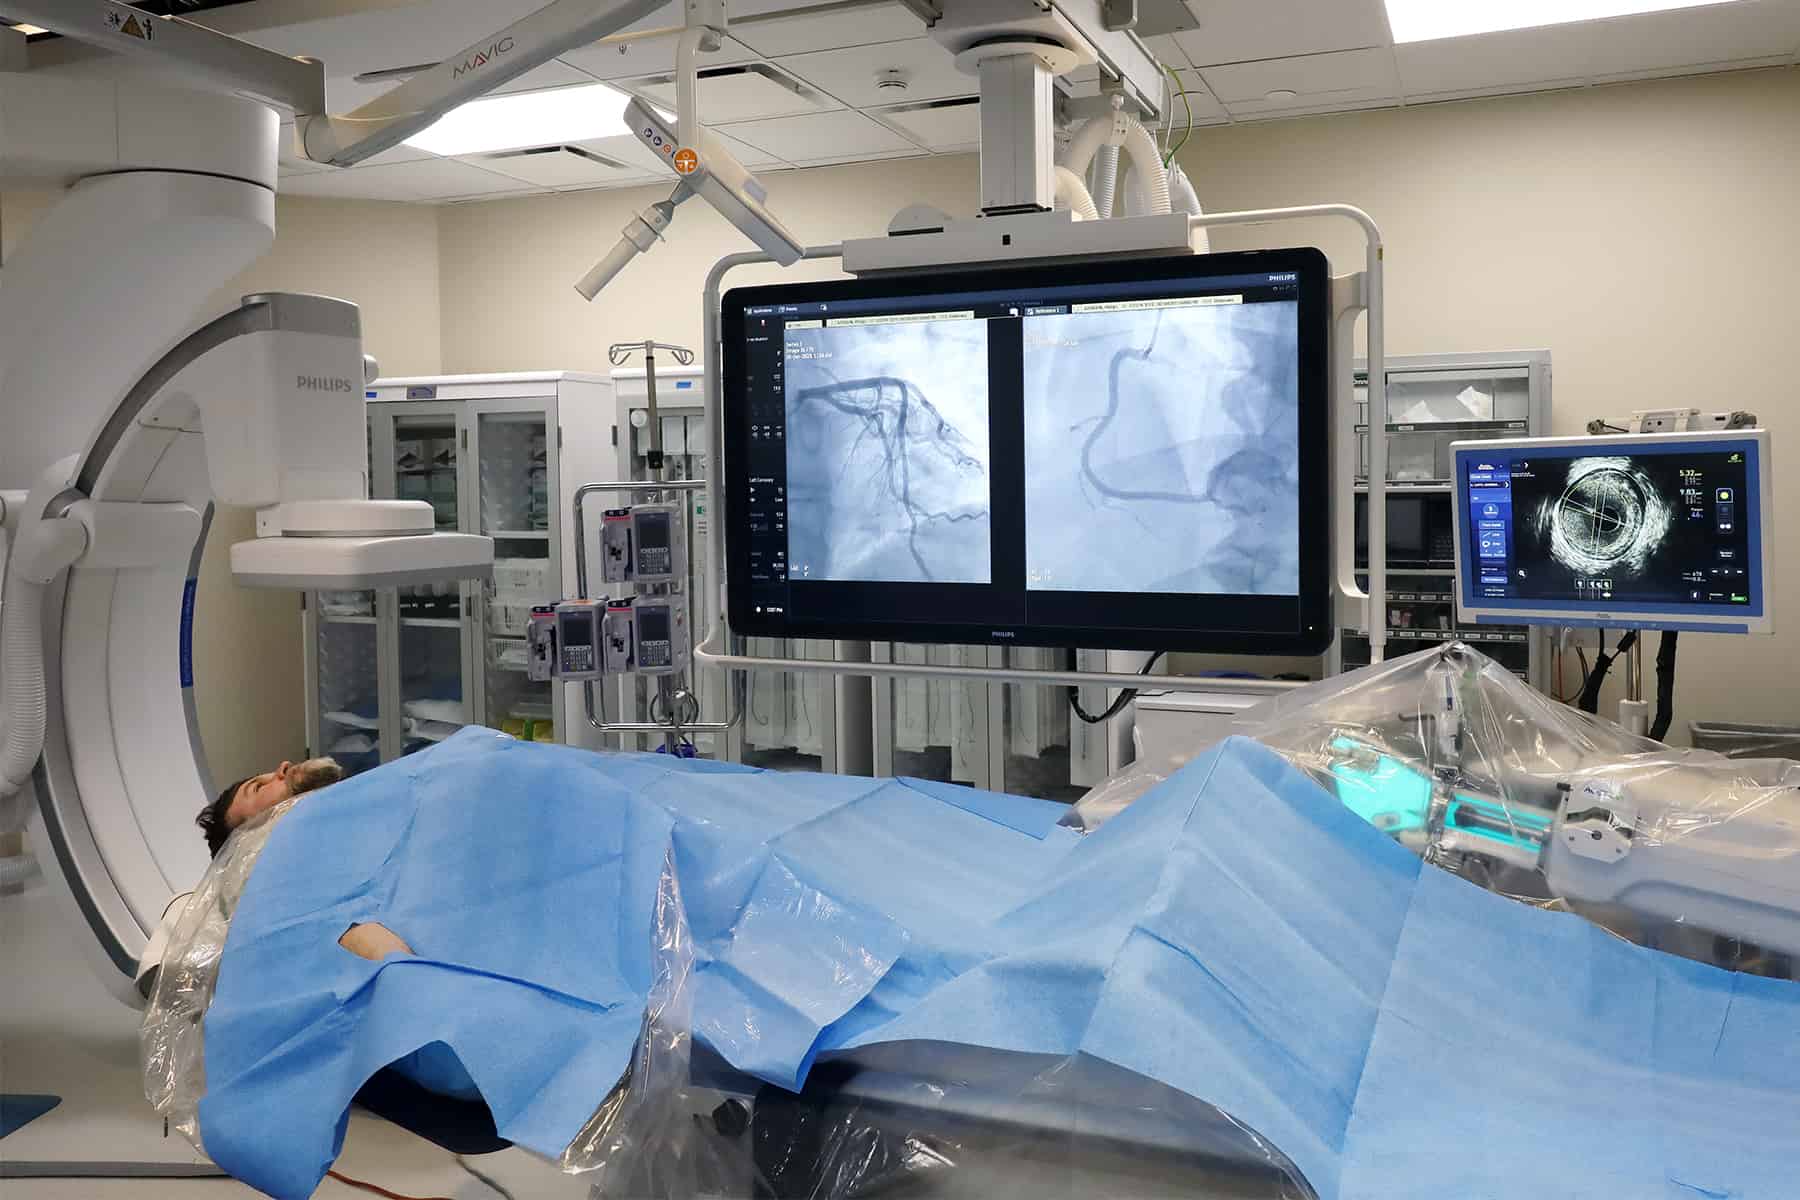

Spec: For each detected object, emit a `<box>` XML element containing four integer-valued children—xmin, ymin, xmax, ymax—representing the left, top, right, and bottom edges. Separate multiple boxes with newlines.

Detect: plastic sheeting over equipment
<box><xmin>147</xmin><ymin>708</ymin><xmax>1800</xmax><ymax>1200</ymax></box>
<box><xmin>1074</xmin><ymin>641</ymin><xmax>1800</xmax><ymax>976</ymax></box>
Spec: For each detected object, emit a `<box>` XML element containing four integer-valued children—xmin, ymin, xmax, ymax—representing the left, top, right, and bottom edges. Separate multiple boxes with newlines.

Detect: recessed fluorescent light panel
<box><xmin>404</xmin><ymin>83</ymin><xmax>634</xmax><ymax>156</ymax></box>
<box><xmin>1384</xmin><ymin>0</ymin><xmax>1749</xmax><ymax>43</ymax></box>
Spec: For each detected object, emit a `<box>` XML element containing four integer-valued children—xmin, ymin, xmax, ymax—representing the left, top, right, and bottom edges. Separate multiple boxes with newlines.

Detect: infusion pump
<box><xmin>529</xmin><ymin>499</ymin><xmax>691</xmax><ymax>683</ymax></box>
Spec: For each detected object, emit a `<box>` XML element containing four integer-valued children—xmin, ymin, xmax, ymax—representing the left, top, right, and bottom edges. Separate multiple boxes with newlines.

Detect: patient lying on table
<box><xmin>193</xmin><ymin>756</ymin><xmax>409</xmax><ymax>962</ymax></box>
<box><xmin>159</xmin><ymin>728</ymin><xmax>1800</xmax><ymax>1200</ymax></box>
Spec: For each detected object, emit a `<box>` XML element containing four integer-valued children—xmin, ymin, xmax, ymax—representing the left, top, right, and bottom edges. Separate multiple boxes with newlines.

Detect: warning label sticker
<box><xmin>104</xmin><ymin>5</ymin><xmax>156</xmax><ymax>40</ymax></box>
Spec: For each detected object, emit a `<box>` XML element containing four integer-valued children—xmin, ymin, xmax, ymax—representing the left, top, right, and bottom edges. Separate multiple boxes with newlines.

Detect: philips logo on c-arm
<box><xmin>296</xmin><ymin>375</ymin><xmax>357</xmax><ymax>394</ymax></box>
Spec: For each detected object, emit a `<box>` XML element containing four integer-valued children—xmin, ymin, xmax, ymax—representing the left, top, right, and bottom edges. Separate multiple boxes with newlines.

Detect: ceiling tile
<box><xmin>1591</xmin><ymin>53</ymin><xmax>1796</xmax><ymax>84</ymax></box>
<box><xmin>1403</xmin><ymin>79</ymin><xmax>1588</xmax><ymax>106</ymax></box>
<box><xmin>1393</xmin><ymin>27</ymin><xmax>1591</xmax><ymax>95</ymax></box>
<box><xmin>622</xmin><ymin>62</ymin><xmax>836</xmax><ymax>120</ymax></box>
<box><xmin>1200</xmin><ymin>46</ymin><xmax>1400</xmax><ymax>113</ymax></box>
<box><xmin>787</xmin><ymin>148</ymin><xmax>928</xmax><ymax>168</ymax></box>
<box><xmin>1168</xmin><ymin>72</ymin><xmax>1232</xmax><ymax>124</ymax></box>
<box><xmin>716</xmin><ymin>109</ymin><xmax>918</xmax><ymax>163</ymax></box>
<box><xmin>1142</xmin><ymin>33</ymin><xmax>1194</xmax><ymax>69</ymax></box>
<box><xmin>1395</xmin><ymin>0</ymin><xmax>1800</xmax><ymax>95</ymax></box>
<box><xmin>871</xmin><ymin>97</ymin><xmax>981</xmax><ymax>151</ymax></box>
<box><xmin>775</xmin><ymin>38</ymin><xmax>978</xmax><ymax>108</ymax></box>
<box><xmin>1173</xmin><ymin>0</ymin><xmax>1392</xmax><ymax>67</ymax></box>
<box><xmin>560</xmin><ymin>33</ymin><xmax>758</xmax><ymax>81</ymax></box>
<box><xmin>470</xmin><ymin>145</ymin><xmax>652</xmax><ymax>188</ymax></box>
<box><xmin>493</xmin><ymin>60</ymin><xmax>601</xmax><ymax>95</ymax></box>
<box><xmin>732</xmin><ymin>3</ymin><xmax>926</xmax><ymax>57</ymax></box>
<box><xmin>1231</xmin><ymin>96</ymin><xmax>1403</xmax><ymax>122</ymax></box>
<box><xmin>280</xmin><ymin>157</ymin><xmax>536</xmax><ymax>203</ymax></box>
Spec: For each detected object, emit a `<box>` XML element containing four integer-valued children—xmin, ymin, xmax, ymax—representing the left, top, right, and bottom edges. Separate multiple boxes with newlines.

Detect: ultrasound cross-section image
<box><xmin>1022</xmin><ymin>300</ymin><xmax>1301</xmax><ymax>595</ymax></box>
<box><xmin>1529</xmin><ymin>456</ymin><xmax>1674</xmax><ymax>577</ymax></box>
<box><xmin>784</xmin><ymin>319</ymin><xmax>992</xmax><ymax>584</ymax></box>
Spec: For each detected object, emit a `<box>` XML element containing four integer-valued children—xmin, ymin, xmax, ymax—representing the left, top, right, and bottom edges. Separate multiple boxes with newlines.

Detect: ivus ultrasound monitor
<box><xmin>1452</xmin><ymin>430</ymin><xmax>1773</xmax><ymax>634</ymax></box>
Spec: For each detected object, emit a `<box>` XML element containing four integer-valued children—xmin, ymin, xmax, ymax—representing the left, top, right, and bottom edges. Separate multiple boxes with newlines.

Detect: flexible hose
<box><xmin>1092</xmin><ymin>142</ymin><xmax>1120</xmax><ymax>219</ymax></box>
<box><xmin>1168</xmin><ymin>162</ymin><xmax>1211</xmax><ymax>251</ymax></box>
<box><xmin>1059</xmin><ymin>113</ymin><xmax>1114</xmax><ymax>179</ymax></box>
<box><xmin>1578</xmin><ymin>629</ymin><xmax>1638</xmax><ymax>716</ymax></box>
<box><xmin>0</xmin><ymin>570</ymin><xmax>47</xmax><ymax>799</ymax></box>
<box><xmin>1120</xmin><ymin>166</ymin><xmax>1142</xmax><ymax>223</ymax></box>
<box><xmin>1650</xmin><ymin>631</ymin><xmax>1679</xmax><ymax>742</ymax></box>
<box><xmin>1118</xmin><ymin>117</ymin><xmax>1171</xmax><ymax>215</ymax></box>
<box><xmin>1054</xmin><ymin>166</ymin><xmax>1099</xmax><ymax>220</ymax></box>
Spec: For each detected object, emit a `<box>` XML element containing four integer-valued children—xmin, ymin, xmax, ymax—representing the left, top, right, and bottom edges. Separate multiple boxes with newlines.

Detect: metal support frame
<box><xmin>976</xmin><ymin>51</ymin><xmax>1058</xmax><ymax>213</ymax></box>
<box><xmin>921</xmin><ymin>0</ymin><xmax>1168</xmax><ymax>122</ymax></box>
<box><xmin>691</xmin><ymin>204</ymin><xmax>1390</xmax><ymax>697</ymax></box>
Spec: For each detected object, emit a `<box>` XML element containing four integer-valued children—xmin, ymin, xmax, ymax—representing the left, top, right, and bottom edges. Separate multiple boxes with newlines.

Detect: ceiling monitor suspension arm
<box><xmin>5</xmin><ymin>0</ymin><xmax>665</xmax><ymax>167</ymax></box>
<box><xmin>294</xmin><ymin>0</ymin><xmax>667</xmax><ymax>167</ymax></box>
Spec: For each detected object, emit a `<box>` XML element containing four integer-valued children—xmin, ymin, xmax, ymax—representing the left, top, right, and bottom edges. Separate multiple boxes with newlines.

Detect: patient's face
<box><xmin>226</xmin><ymin>758</ymin><xmax>342</xmax><ymax>829</ymax></box>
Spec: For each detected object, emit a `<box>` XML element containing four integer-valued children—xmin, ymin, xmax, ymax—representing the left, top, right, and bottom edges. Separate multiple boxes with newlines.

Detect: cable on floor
<box><xmin>326</xmin><ymin>1168</ymin><xmax>453</xmax><ymax>1200</ymax></box>
<box><xmin>455</xmin><ymin>1155</ymin><xmax>517</xmax><ymax>1200</ymax></box>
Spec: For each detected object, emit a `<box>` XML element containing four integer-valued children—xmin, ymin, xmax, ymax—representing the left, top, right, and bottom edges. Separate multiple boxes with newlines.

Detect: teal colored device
<box><xmin>1325</xmin><ymin>736</ymin><xmax>1550</xmax><ymax>858</ymax></box>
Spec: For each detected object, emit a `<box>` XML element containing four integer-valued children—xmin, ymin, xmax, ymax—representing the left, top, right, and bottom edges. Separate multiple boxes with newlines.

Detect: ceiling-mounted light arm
<box><xmin>575</xmin><ymin>184</ymin><xmax>694</xmax><ymax>301</ymax></box>
<box><xmin>298</xmin><ymin>0</ymin><xmax>667</xmax><ymax>167</ymax></box>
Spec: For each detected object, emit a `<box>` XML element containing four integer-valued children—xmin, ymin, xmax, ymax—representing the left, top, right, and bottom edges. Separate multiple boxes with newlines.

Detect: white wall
<box><xmin>1</xmin><ymin>191</ymin><xmax>442</xmax><ymax>789</ymax></box>
<box><xmin>1176</xmin><ymin>66</ymin><xmax>1800</xmax><ymax>737</ymax></box>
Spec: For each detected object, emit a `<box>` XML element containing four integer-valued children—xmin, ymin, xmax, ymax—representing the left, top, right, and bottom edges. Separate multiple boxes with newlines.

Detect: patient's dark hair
<box><xmin>197</xmin><ymin>779</ymin><xmax>249</xmax><ymax>859</ymax></box>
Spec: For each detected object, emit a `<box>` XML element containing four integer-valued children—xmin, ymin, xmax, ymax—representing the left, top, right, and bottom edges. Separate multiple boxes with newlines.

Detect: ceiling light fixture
<box><xmin>10</xmin><ymin>23</ymin><xmax>48</xmax><ymax>35</ymax></box>
<box><xmin>403</xmin><ymin>83</ymin><xmax>636</xmax><ymax>157</ymax></box>
<box><xmin>1384</xmin><ymin>0</ymin><xmax>1749</xmax><ymax>43</ymax></box>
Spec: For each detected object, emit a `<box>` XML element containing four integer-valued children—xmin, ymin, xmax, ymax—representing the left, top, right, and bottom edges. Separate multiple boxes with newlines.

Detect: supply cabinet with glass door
<box><xmin>302</xmin><ymin>372</ymin><xmax>612</xmax><ymax>769</ymax></box>
<box><xmin>1339</xmin><ymin>351</ymin><xmax>1553</xmax><ymax>688</ymax></box>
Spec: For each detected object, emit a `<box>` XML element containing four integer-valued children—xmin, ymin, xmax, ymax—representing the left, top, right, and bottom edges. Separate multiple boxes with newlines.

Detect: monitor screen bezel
<box><xmin>1451</xmin><ymin>429</ymin><xmax>1773</xmax><ymax>634</ymax></box>
<box><xmin>721</xmin><ymin>246</ymin><xmax>1335</xmax><ymax>654</ymax></box>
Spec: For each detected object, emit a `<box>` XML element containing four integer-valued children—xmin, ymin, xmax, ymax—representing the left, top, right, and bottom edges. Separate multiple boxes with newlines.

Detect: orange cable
<box><xmin>326</xmin><ymin>1168</ymin><xmax>454</xmax><ymax>1200</ymax></box>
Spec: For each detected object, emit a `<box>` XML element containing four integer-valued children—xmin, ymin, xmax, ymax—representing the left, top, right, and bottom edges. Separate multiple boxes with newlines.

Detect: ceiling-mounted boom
<box><xmin>294</xmin><ymin>0</ymin><xmax>665</xmax><ymax>166</ymax></box>
<box><xmin>2</xmin><ymin>0</ymin><xmax>326</xmax><ymax>113</ymax></box>
<box><xmin>4</xmin><ymin>0</ymin><xmax>663</xmax><ymax>168</ymax></box>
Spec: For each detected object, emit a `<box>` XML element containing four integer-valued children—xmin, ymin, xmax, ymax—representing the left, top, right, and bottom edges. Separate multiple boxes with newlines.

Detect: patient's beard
<box><xmin>289</xmin><ymin>757</ymin><xmax>345</xmax><ymax>797</ymax></box>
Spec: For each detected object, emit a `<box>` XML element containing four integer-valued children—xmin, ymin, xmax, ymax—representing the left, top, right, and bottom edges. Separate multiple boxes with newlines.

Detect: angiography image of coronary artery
<box><xmin>782</xmin><ymin>318</ymin><xmax>992</xmax><ymax>584</ymax></box>
<box><xmin>1531</xmin><ymin>456</ymin><xmax>1673</xmax><ymax>577</ymax></box>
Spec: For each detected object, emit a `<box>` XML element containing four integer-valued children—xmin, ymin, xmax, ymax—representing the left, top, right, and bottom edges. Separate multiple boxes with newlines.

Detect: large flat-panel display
<box><xmin>1453</xmin><ymin>430</ymin><xmax>1773</xmax><ymax>634</ymax></box>
<box><xmin>722</xmin><ymin>248</ymin><xmax>1333</xmax><ymax>653</ymax></box>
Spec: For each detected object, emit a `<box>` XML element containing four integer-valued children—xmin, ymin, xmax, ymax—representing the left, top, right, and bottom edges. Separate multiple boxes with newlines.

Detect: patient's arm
<box><xmin>339</xmin><ymin>922</ymin><xmax>413</xmax><ymax>961</ymax></box>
